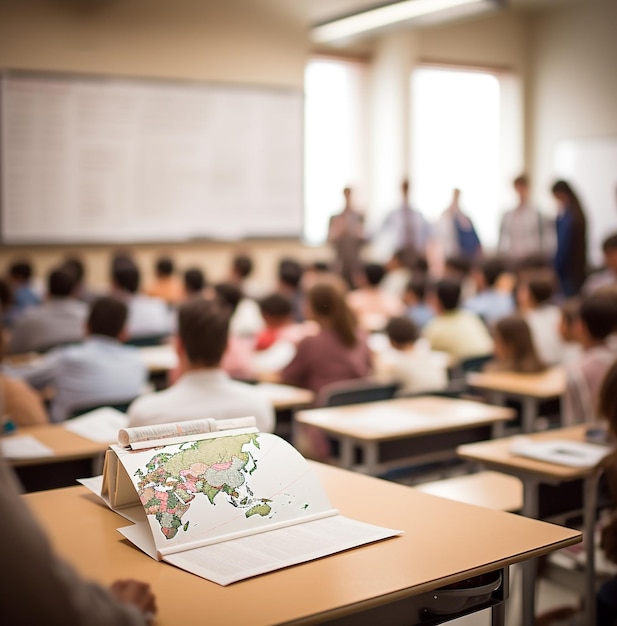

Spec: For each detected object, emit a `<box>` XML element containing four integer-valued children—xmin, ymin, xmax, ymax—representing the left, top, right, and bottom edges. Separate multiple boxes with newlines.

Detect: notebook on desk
<box><xmin>510</xmin><ymin>438</ymin><xmax>613</xmax><ymax>468</ymax></box>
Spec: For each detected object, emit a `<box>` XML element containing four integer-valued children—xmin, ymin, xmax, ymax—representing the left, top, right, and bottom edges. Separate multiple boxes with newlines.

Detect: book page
<box><xmin>63</xmin><ymin>408</ymin><xmax>128</xmax><ymax>442</ymax></box>
<box><xmin>0</xmin><ymin>435</ymin><xmax>54</xmax><ymax>459</ymax></box>
<box><xmin>163</xmin><ymin>516</ymin><xmax>402</xmax><ymax>586</ymax></box>
<box><xmin>511</xmin><ymin>438</ymin><xmax>613</xmax><ymax>468</ymax></box>
<box><xmin>115</xmin><ymin>432</ymin><xmax>338</xmax><ymax>557</ymax></box>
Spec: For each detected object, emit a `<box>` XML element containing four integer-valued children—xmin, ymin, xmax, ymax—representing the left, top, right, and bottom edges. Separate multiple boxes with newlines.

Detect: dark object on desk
<box><xmin>424</xmin><ymin>570</ymin><xmax>502</xmax><ymax>616</ymax></box>
<box><xmin>69</xmin><ymin>401</ymin><xmax>134</xmax><ymax>419</ymax></box>
<box><xmin>320</xmin><ymin>380</ymin><xmax>399</xmax><ymax>407</ymax></box>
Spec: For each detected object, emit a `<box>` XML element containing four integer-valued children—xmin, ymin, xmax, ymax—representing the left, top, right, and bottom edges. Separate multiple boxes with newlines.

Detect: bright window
<box><xmin>304</xmin><ymin>58</ymin><xmax>368</xmax><ymax>244</ymax></box>
<box><xmin>411</xmin><ymin>67</ymin><xmax>521</xmax><ymax>249</ymax></box>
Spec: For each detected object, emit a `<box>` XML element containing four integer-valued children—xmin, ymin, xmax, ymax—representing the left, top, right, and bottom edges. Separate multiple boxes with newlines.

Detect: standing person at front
<box><xmin>434</xmin><ymin>188</ymin><xmax>482</xmax><ymax>263</ymax></box>
<box><xmin>552</xmin><ymin>180</ymin><xmax>588</xmax><ymax>297</ymax></box>
<box><xmin>327</xmin><ymin>187</ymin><xmax>365</xmax><ymax>289</ymax></box>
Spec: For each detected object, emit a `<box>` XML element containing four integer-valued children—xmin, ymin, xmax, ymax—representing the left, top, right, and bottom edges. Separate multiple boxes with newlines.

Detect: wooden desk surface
<box><xmin>467</xmin><ymin>367</ymin><xmax>566</xmax><ymax>400</ymax></box>
<box><xmin>5</xmin><ymin>423</ymin><xmax>110</xmax><ymax>467</ymax></box>
<box><xmin>457</xmin><ymin>425</ymin><xmax>599</xmax><ymax>480</ymax></box>
<box><xmin>256</xmin><ymin>382</ymin><xmax>315</xmax><ymax>410</ymax></box>
<box><xmin>295</xmin><ymin>397</ymin><xmax>514</xmax><ymax>442</ymax></box>
<box><xmin>23</xmin><ymin>462</ymin><xmax>579</xmax><ymax>626</ymax></box>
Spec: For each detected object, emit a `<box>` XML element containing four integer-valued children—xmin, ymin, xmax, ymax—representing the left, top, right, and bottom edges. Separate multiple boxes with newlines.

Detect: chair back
<box><xmin>124</xmin><ymin>334</ymin><xmax>169</xmax><ymax>347</ymax></box>
<box><xmin>319</xmin><ymin>379</ymin><xmax>399</xmax><ymax>407</ymax></box>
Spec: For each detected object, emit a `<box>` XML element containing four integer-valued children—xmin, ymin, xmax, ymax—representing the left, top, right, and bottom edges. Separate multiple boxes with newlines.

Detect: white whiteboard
<box><xmin>554</xmin><ymin>137</ymin><xmax>617</xmax><ymax>266</ymax></box>
<box><xmin>0</xmin><ymin>72</ymin><xmax>304</xmax><ymax>243</ymax></box>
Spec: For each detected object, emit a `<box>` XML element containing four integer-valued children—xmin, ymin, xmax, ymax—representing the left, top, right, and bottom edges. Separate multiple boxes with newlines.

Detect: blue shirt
<box><xmin>464</xmin><ymin>290</ymin><xmax>514</xmax><ymax>325</ymax></box>
<box><xmin>406</xmin><ymin>303</ymin><xmax>435</xmax><ymax>330</ymax></box>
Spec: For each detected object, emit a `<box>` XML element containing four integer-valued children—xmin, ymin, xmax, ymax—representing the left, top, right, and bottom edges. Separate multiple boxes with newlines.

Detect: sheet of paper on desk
<box><xmin>1</xmin><ymin>435</ymin><xmax>54</xmax><ymax>459</ymax></box>
<box><xmin>511</xmin><ymin>438</ymin><xmax>613</xmax><ymax>468</ymax></box>
<box><xmin>63</xmin><ymin>408</ymin><xmax>129</xmax><ymax>442</ymax></box>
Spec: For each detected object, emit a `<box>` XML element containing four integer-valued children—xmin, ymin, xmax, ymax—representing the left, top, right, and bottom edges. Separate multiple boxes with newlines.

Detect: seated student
<box><xmin>16</xmin><ymin>297</ymin><xmax>147</xmax><ymax>422</ymax></box>
<box><xmin>376</xmin><ymin>316</ymin><xmax>448</xmax><ymax>395</ymax></box>
<box><xmin>403</xmin><ymin>274</ymin><xmax>435</xmax><ymax>330</ymax></box>
<box><xmin>255</xmin><ymin>294</ymin><xmax>311</xmax><ymax>351</ymax></box>
<box><xmin>216</xmin><ymin>273</ymin><xmax>264</xmax><ymax>338</ymax></box>
<box><xmin>583</xmin><ymin>232</ymin><xmax>617</xmax><ymax>295</ymax></box>
<box><xmin>464</xmin><ymin>258</ymin><xmax>515</xmax><ymax>326</ymax></box>
<box><xmin>229</xmin><ymin>252</ymin><xmax>263</xmax><ymax>300</ymax></box>
<box><xmin>111</xmin><ymin>258</ymin><xmax>172</xmax><ymax>340</ymax></box>
<box><xmin>62</xmin><ymin>257</ymin><xmax>98</xmax><ymax>305</ymax></box>
<box><xmin>558</xmin><ymin>298</ymin><xmax>584</xmax><ymax>364</ymax></box>
<box><xmin>0</xmin><ymin>450</ymin><xmax>157</xmax><ymax>626</ymax></box>
<box><xmin>0</xmin><ymin>331</ymin><xmax>48</xmax><ymax>427</ymax></box>
<box><xmin>279</xmin><ymin>282</ymin><xmax>372</xmax><ymax>396</ymax></box>
<box><xmin>8</xmin><ymin>268</ymin><xmax>88</xmax><ymax>355</ymax></box>
<box><xmin>146</xmin><ymin>256</ymin><xmax>183</xmax><ymax>305</ymax></box>
<box><xmin>443</xmin><ymin>256</ymin><xmax>475</xmax><ymax>300</ymax></box>
<box><xmin>422</xmin><ymin>278</ymin><xmax>494</xmax><ymax>361</ymax></box>
<box><xmin>517</xmin><ymin>270</ymin><xmax>564</xmax><ymax>365</ymax></box>
<box><xmin>4</xmin><ymin>260</ymin><xmax>41</xmax><ymax>325</ymax></box>
<box><xmin>346</xmin><ymin>263</ymin><xmax>404</xmax><ymax>330</ymax></box>
<box><xmin>127</xmin><ymin>299</ymin><xmax>274</xmax><ymax>432</ymax></box>
<box><xmin>485</xmin><ymin>316</ymin><xmax>546</xmax><ymax>374</ymax></box>
<box><xmin>562</xmin><ymin>294</ymin><xmax>617</xmax><ymax>425</ymax></box>
<box><xmin>277</xmin><ymin>258</ymin><xmax>305</xmax><ymax>323</ymax></box>
<box><xmin>381</xmin><ymin>250</ymin><xmax>412</xmax><ymax>298</ymax></box>
<box><xmin>183</xmin><ymin>267</ymin><xmax>206</xmax><ymax>300</ymax></box>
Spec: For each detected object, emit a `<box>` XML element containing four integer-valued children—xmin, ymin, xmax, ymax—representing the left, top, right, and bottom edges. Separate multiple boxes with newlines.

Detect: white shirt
<box><xmin>127</xmin><ymin>369</ymin><xmax>275</xmax><ymax>433</ymax></box>
<box><xmin>127</xmin><ymin>294</ymin><xmax>173</xmax><ymax>339</ymax></box>
<box><xmin>17</xmin><ymin>336</ymin><xmax>147</xmax><ymax>422</ymax></box>
<box><xmin>524</xmin><ymin>305</ymin><xmax>564</xmax><ymax>366</ymax></box>
<box><xmin>8</xmin><ymin>298</ymin><xmax>88</xmax><ymax>354</ymax></box>
<box><xmin>498</xmin><ymin>205</ymin><xmax>546</xmax><ymax>260</ymax></box>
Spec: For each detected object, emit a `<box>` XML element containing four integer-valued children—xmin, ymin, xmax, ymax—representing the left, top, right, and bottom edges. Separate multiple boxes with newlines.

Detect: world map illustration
<box><xmin>134</xmin><ymin>433</ymin><xmax>272</xmax><ymax>539</ymax></box>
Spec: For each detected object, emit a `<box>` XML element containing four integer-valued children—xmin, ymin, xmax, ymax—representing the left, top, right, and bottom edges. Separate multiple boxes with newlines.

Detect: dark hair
<box><xmin>9</xmin><ymin>261</ymin><xmax>33</xmax><ymax>281</ymax></box>
<box><xmin>602</xmin><ymin>233</ymin><xmax>617</xmax><ymax>253</ymax></box>
<box><xmin>514</xmin><ymin>174</ymin><xmax>529</xmax><ymax>187</ymax></box>
<box><xmin>111</xmin><ymin>252</ymin><xmax>135</xmax><ymax>272</ymax></box>
<box><xmin>436</xmin><ymin>279</ymin><xmax>462</xmax><ymax>312</ymax></box>
<box><xmin>598</xmin><ymin>360</ymin><xmax>617</xmax><ymax>435</ymax></box>
<box><xmin>62</xmin><ymin>257</ymin><xmax>85</xmax><ymax>284</ymax></box>
<box><xmin>308</xmin><ymin>283</ymin><xmax>357</xmax><ymax>347</ymax></box>
<box><xmin>515</xmin><ymin>254</ymin><xmax>552</xmax><ymax>274</ymax></box>
<box><xmin>311</xmin><ymin>261</ymin><xmax>330</xmax><ymax>273</ymax></box>
<box><xmin>278</xmin><ymin>258</ymin><xmax>303</xmax><ymax>289</ymax></box>
<box><xmin>364</xmin><ymin>263</ymin><xmax>386</xmax><ymax>287</ymax></box>
<box><xmin>526</xmin><ymin>271</ymin><xmax>555</xmax><ymax>305</ymax></box>
<box><xmin>184</xmin><ymin>268</ymin><xmax>205</xmax><ymax>294</ymax></box>
<box><xmin>579</xmin><ymin>294</ymin><xmax>617</xmax><ymax>340</ymax></box>
<box><xmin>88</xmin><ymin>297</ymin><xmax>128</xmax><ymax>338</ymax></box>
<box><xmin>480</xmin><ymin>258</ymin><xmax>505</xmax><ymax>288</ymax></box>
<box><xmin>551</xmin><ymin>180</ymin><xmax>586</xmax><ymax>221</ymax></box>
<box><xmin>560</xmin><ymin>298</ymin><xmax>581</xmax><ymax>326</ymax></box>
<box><xmin>445</xmin><ymin>256</ymin><xmax>471</xmax><ymax>277</ymax></box>
<box><xmin>494</xmin><ymin>316</ymin><xmax>546</xmax><ymax>374</ymax></box>
<box><xmin>178</xmin><ymin>299</ymin><xmax>230</xmax><ymax>366</ymax></box>
<box><xmin>259</xmin><ymin>293</ymin><xmax>292</xmax><ymax>318</ymax></box>
<box><xmin>386</xmin><ymin>316</ymin><xmax>419</xmax><ymax>346</ymax></box>
<box><xmin>214</xmin><ymin>282</ymin><xmax>243</xmax><ymax>314</ymax></box>
<box><xmin>232</xmin><ymin>254</ymin><xmax>253</xmax><ymax>279</ymax></box>
<box><xmin>411</xmin><ymin>256</ymin><xmax>429</xmax><ymax>273</ymax></box>
<box><xmin>0</xmin><ymin>279</ymin><xmax>13</xmax><ymax>312</ymax></box>
<box><xmin>113</xmin><ymin>261</ymin><xmax>140</xmax><ymax>294</ymax></box>
<box><xmin>48</xmin><ymin>268</ymin><xmax>76</xmax><ymax>298</ymax></box>
<box><xmin>406</xmin><ymin>275</ymin><xmax>428</xmax><ymax>301</ymax></box>
<box><xmin>156</xmin><ymin>257</ymin><xmax>174</xmax><ymax>277</ymax></box>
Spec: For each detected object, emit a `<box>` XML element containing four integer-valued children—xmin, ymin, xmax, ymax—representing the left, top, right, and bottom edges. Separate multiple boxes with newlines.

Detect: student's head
<box><xmin>0</xmin><ymin>279</ymin><xmax>12</xmax><ymax>313</ymax></box>
<box><xmin>155</xmin><ymin>256</ymin><xmax>174</xmax><ymax>278</ymax></box>
<box><xmin>87</xmin><ymin>297</ymin><xmax>128</xmax><ymax>340</ymax></box>
<box><xmin>307</xmin><ymin>282</ymin><xmax>357</xmax><ymax>347</ymax></box>
<box><xmin>62</xmin><ymin>257</ymin><xmax>85</xmax><ymax>287</ymax></box>
<box><xmin>231</xmin><ymin>254</ymin><xmax>253</xmax><ymax>281</ymax></box>
<box><xmin>411</xmin><ymin>256</ymin><xmax>429</xmax><ymax>274</ymax></box>
<box><xmin>385</xmin><ymin>317</ymin><xmax>419</xmax><ymax>351</ymax></box>
<box><xmin>576</xmin><ymin>294</ymin><xmax>617</xmax><ymax>346</ymax></box>
<box><xmin>9</xmin><ymin>260</ymin><xmax>34</xmax><ymax>285</ymax></box>
<box><xmin>112</xmin><ymin>260</ymin><xmax>140</xmax><ymax>294</ymax></box>
<box><xmin>474</xmin><ymin>258</ymin><xmax>506</xmax><ymax>291</ymax></box>
<box><xmin>404</xmin><ymin>275</ymin><xmax>428</xmax><ymax>307</ymax></box>
<box><xmin>278</xmin><ymin>258</ymin><xmax>303</xmax><ymax>290</ymax></box>
<box><xmin>517</xmin><ymin>270</ymin><xmax>555</xmax><ymax>309</ymax></box>
<box><xmin>362</xmin><ymin>263</ymin><xmax>386</xmax><ymax>288</ymax></box>
<box><xmin>177</xmin><ymin>299</ymin><xmax>230</xmax><ymax>368</ymax></box>
<box><xmin>598</xmin><ymin>360</ymin><xmax>617</xmax><ymax>436</ymax></box>
<box><xmin>259</xmin><ymin>294</ymin><xmax>293</xmax><ymax>328</ymax></box>
<box><xmin>48</xmin><ymin>268</ymin><xmax>77</xmax><ymax>298</ymax></box>
<box><xmin>602</xmin><ymin>233</ymin><xmax>617</xmax><ymax>274</ymax></box>
<box><xmin>434</xmin><ymin>279</ymin><xmax>462</xmax><ymax>313</ymax></box>
<box><xmin>214</xmin><ymin>282</ymin><xmax>243</xmax><ymax>315</ymax></box>
<box><xmin>444</xmin><ymin>256</ymin><xmax>471</xmax><ymax>280</ymax></box>
<box><xmin>184</xmin><ymin>268</ymin><xmax>205</xmax><ymax>296</ymax></box>
<box><xmin>559</xmin><ymin>298</ymin><xmax>581</xmax><ymax>343</ymax></box>
<box><xmin>513</xmin><ymin>174</ymin><xmax>529</xmax><ymax>203</ymax></box>
<box><xmin>493</xmin><ymin>316</ymin><xmax>546</xmax><ymax>374</ymax></box>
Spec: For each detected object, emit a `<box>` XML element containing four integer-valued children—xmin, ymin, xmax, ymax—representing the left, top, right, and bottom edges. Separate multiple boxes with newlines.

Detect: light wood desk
<box><xmin>22</xmin><ymin>462</ymin><xmax>579</xmax><ymax>626</ymax></box>
<box><xmin>457</xmin><ymin>425</ymin><xmax>608</xmax><ymax>626</ymax></box>
<box><xmin>4</xmin><ymin>423</ymin><xmax>112</xmax><ymax>491</ymax></box>
<box><xmin>256</xmin><ymin>382</ymin><xmax>314</xmax><ymax>411</ymax></box>
<box><xmin>467</xmin><ymin>367</ymin><xmax>566</xmax><ymax>432</ymax></box>
<box><xmin>295</xmin><ymin>396</ymin><xmax>515</xmax><ymax>475</ymax></box>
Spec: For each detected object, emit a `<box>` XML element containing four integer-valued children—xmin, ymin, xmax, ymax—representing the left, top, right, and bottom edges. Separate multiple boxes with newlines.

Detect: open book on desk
<box><xmin>94</xmin><ymin>416</ymin><xmax>402</xmax><ymax>585</ymax></box>
<box><xmin>510</xmin><ymin>437</ymin><xmax>613</xmax><ymax>468</ymax></box>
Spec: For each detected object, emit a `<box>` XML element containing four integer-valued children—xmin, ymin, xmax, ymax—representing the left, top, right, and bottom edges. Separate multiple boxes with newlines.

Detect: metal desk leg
<box><xmin>340</xmin><ymin>438</ymin><xmax>355</xmax><ymax>470</ymax></box>
<box><xmin>521</xmin><ymin>398</ymin><xmax>538</xmax><ymax>433</ymax></box>
<box><xmin>364</xmin><ymin>442</ymin><xmax>379</xmax><ymax>476</ymax></box>
<box><xmin>583</xmin><ymin>471</ymin><xmax>601</xmax><ymax>626</ymax></box>
<box><xmin>491</xmin><ymin>565</ymin><xmax>508</xmax><ymax>626</ymax></box>
<box><xmin>521</xmin><ymin>477</ymin><xmax>540</xmax><ymax>625</ymax></box>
